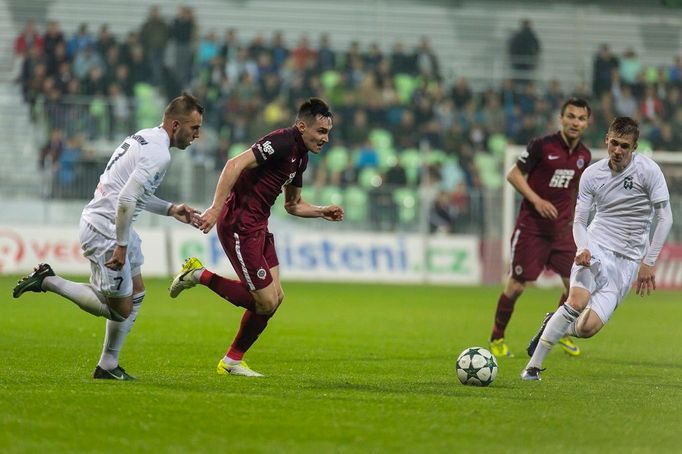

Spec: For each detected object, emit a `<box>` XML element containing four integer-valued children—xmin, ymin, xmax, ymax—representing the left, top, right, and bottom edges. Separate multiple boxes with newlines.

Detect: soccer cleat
<box><xmin>559</xmin><ymin>336</ymin><xmax>581</xmax><ymax>357</ymax></box>
<box><xmin>217</xmin><ymin>359</ymin><xmax>264</xmax><ymax>377</ymax></box>
<box><xmin>527</xmin><ymin>312</ymin><xmax>554</xmax><ymax>357</ymax></box>
<box><xmin>489</xmin><ymin>338</ymin><xmax>514</xmax><ymax>358</ymax></box>
<box><xmin>169</xmin><ymin>257</ymin><xmax>204</xmax><ymax>298</ymax></box>
<box><xmin>93</xmin><ymin>365</ymin><xmax>136</xmax><ymax>381</ymax></box>
<box><xmin>12</xmin><ymin>263</ymin><xmax>55</xmax><ymax>298</ymax></box>
<box><xmin>521</xmin><ymin>366</ymin><xmax>544</xmax><ymax>381</ymax></box>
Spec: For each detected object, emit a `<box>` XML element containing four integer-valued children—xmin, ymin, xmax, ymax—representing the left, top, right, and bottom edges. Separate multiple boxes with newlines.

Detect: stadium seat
<box><xmin>474</xmin><ymin>152</ymin><xmax>503</xmax><ymax>190</ymax></box>
<box><xmin>399</xmin><ymin>148</ymin><xmax>422</xmax><ymax>186</ymax></box>
<box><xmin>134</xmin><ymin>83</ymin><xmax>162</xmax><ymax>129</ymax></box>
<box><xmin>343</xmin><ymin>186</ymin><xmax>369</xmax><ymax>222</ymax></box>
<box><xmin>376</xmin><ymin>146</ymin><xmax>398</xmax><ymax>170</ymax></box>
<box><xmin>358</xmin><ymin>167</ymin><xmax>383</xmax><ymax>189</ymax></box>
<box><xmin>369</xmin><ymin>128</ymin><xmax>394</xmax><ymax>151</ymax></box>
<box><xmin>394</xmin><ymin>74</ymin><xmax>417</xmax><ymax>104</ymax></box>
<box><xmin>426</xmin><ymin>149</ymin><xmax>447</xmax><ymax>165</ymax></box>
<box><xmin>638</xmin><ymin>139</ymin><xmax>653</xmax><ymax>156</ymax></box>
<box><xmin>487</xmin><ymin>133</ymin><xmax>508</xmax><ymax>159</ymax></box>
<box><xmin>325</xmin><ymin>145</ymin><xmax>350</xmax><ymax>173</ymax></box>
<box><xmin>393</xmin><ymin>187</ymin><xmax>418</xmax><ymax>224</ymax></box>
<box><xmin>319</xmin><ymin>185</ymin><xmax>344</xmax><ymax>206</ymax></box>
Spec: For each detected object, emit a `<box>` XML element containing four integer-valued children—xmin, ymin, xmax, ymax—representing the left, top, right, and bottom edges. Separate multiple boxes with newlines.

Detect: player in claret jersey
<box><xmin>488</xmin><ymin>97</ymin><xmax>592</xmax><ymax>359</ymax></box>
<box><xmin>169</xmin><ymin>98</ymin><xmax>344</xmax><ymax>377</ymax></box>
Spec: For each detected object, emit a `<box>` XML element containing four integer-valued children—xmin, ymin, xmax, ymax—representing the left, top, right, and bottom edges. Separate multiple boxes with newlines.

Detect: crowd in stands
<box><xmin>13</xmin><ymin>8</ymin><xmax>682</xmax><ymax>232</ymax></box>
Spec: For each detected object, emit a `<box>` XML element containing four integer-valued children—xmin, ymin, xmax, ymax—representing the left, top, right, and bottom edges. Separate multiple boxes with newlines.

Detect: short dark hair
<box><xmin>560</xmin><ymin>97</ymin><xmax>591</xmax><ymax>117</ymax></box>
<box><xmin>608</xmin><ymin>117</ymin><xmax>639</xmax><ymax>142</ymax></box>
<box><xmin>164</xmin><ymin>92</ymin><xmax>204</xmax><ymax>119</ymax></box>
<box><xmin>297</xmin><ymin>97</ymin><xmax>332</xmax><ymax>124</ymax></box>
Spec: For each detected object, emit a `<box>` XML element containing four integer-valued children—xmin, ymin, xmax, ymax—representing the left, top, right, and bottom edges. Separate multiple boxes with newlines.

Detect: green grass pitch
<box><xmin>1</xmin><ymin>276</ymin><xmax>680</xmax><ymax>453</ymax></box>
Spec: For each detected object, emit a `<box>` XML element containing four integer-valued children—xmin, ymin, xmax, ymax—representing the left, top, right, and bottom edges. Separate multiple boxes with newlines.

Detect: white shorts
<box><xmin>79</xmin><ymin>219</ymin><xmax>144</xmax><ymax>298</ymax></box>
<box><xmin>569</xmin><ymin>242</ymin><xmax>639</xmax><ymax>324</ymax></box>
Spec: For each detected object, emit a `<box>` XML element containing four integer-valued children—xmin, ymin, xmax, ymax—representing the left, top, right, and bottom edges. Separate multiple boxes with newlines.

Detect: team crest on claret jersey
<box><xmin>576</xmin><ymin>157</ymin><xmax>585</xmax><ymax>169</ymax></box>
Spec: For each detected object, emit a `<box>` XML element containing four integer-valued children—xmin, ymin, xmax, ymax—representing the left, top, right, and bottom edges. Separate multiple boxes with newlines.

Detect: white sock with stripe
<box><xmin>98</xmin><ymin>291</ymin><xmax>145</xmax><ymax>371</ymax></box>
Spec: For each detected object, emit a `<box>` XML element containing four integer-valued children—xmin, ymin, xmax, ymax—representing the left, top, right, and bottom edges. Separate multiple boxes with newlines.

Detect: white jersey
<box><xmin>576</xmin><ymin>153</ymin><xmax>669</xmax><ymax>261</ymax></box>
<box><xmin>81</xmin><ymin>127</ymin><xmax>171</xmax><ymax>239</ymax></box>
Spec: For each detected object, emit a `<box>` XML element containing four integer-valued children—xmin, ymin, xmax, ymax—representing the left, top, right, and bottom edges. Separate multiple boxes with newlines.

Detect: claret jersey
<box><xmin>223</xmin><ymin>127</ymin><xmax>309</xmax><ymax>232</ymax></box>
<box><xmin>515</xmin><ymin>132</ymin><xmax>591</xmax><ymax>237</ymax></box>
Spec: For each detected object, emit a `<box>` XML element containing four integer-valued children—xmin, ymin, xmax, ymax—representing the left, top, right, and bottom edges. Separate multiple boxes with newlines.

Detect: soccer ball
<box><xmin>455</xmin><ymin>347</ymin><xmax>498</xmax><ymax>386</ymax></box>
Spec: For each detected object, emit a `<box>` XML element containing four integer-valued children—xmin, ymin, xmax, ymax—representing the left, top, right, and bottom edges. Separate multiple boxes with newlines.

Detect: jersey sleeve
<box><xmin>573</xmin><ymin>167</ymin><xmax>596</xmax><ymax>251</ymax></box>
<box><xmin>516</xmin><ymin>137</ymin><xmax>543</xmax><ymax>174</ymax></box>
<box><xmin>251</xmin><ymin>130</ymin><xmax>293</xmax><ymax>166</ymax></box>
<box><xmin>289</xmin><ymin>155</ymin><xmax>309</xmax><ymax>188</ymax></box>
<box><xmin>646</xmin><ymin>161</ymin><xmax>670</xmax><ymax>204</ymax></box>
<box><xmin>129</xmin><ymin>146</ymin><xmax>170</xmax><ymax>192</ymax></box>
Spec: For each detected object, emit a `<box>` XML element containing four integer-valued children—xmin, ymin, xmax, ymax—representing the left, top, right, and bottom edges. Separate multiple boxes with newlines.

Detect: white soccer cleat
<box><xmin>521</xmin><ymin>366</ymin><xmax>544</xmax><ymax>381</ymax></box>
<box><xmin>217</xmin><ymin>359</ymin><xmax>264</xmax><ymax>377</ymax></box>
<box><xmin>169</xmin><ymin>257</ymin><xmax>204</xmax><ymax>298</ymax></box>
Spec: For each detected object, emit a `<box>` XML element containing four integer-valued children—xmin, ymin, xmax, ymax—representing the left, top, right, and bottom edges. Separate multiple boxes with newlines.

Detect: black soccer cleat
<box><xmin>93</xmin><ymin>365</ymin><xmax>136</xmax><ymax>381</ymax></box>
<box><xmin>527</xmin><ymin>312</ymin><xmax>554</xmax><ymax>357</ymax></box>
<box><xmin>12</xmin><ymin>263</ymin><xmax>55</xmax><ymax>298</ymax></box>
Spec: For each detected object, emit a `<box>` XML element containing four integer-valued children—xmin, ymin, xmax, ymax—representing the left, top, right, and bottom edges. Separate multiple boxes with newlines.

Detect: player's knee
<box><xmin>505</xmin><ymin>278</ymin><xmax>525</xmax><ymax>298</ymax></box>
<box><xmin>106</xmin><ymin>297</ymin><xmax>133</xmax><ymax>319</ymax></box>
<box><xmin>254</xmin><ymin>295</ymin><xmax>278</xmax><ymax>315</ymax></box>
<box><xmin>277</xmin><ymin>289</ymin><xmax>285</xmax><ymax>305</ymax></box>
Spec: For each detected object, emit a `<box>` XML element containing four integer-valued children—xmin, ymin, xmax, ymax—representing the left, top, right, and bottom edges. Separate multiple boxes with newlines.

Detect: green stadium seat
<box><xmin>394</xmin><ymin>73</ymin><xmax>417</xmax><ymax>104</ymax></box>
<box><xmin>638</xmin><ymin>139</ymin><xmax>653</xmax><ymax>156</ymax></box>
<box><xmin>426</xmin><ymin>149</ymin><xmax>447</xmax><ymax>165</ymax></box>
<box><xmin>321</xmin><ymin>70</ymin><xmax>341</xmax><ymax>91</ymax></box>
<box><xmin>319</xmin><ymin>185</ymin><xmax>344</xmax><ymax>206</ymax></box>
<box><xmin>399</xmin><ymin>148</ymin><xmax>422</xmax><ymax>186</ymax></box>
<box><xmin>369</xmin><ymin>128</ymin><xmax>394</xmax><ymax>151</ymax></box>
<box><xmin>325</xmin><ymin>146</ymin><xmax>349</xmax><ymax>173</ymax></box>
<box><xmin>474</xmin><ymin>152</ymin><xmax>503</xmax><ymax>190</ymax></box>
<box><xmin>358</xmin><ymin>167</ymin><xmax>383</xmax><ymax>189</ymax></box>
<box><xmin>376</xmin><ymin>146</ymin><xmax>398</xmax><ymax>170</ymax></box>
<box><xmin>393</xmin><ymin>187</ymin><xmax>418</xmax><ymax>224</ymax></box>
<box><xmin>487</xmin><ymin>133</ymin><xmax>508</xmax><ymax>159</ymax></box>
<box><xmin>343</xmin><ymin>186</ymin><xmax>369</xmax><ymax>222</ymax></box>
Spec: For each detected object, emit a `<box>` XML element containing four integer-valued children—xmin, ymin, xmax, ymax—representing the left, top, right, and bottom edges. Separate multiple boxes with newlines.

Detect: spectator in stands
<box><xmin>43</xmin><ymin>20</ymin><xmax>65</xmax><ymax>61</ymax></box>
<box><xmin>508</xmin><ymin>19</ymin><xmax>541</xmax><ymax>80</ymax></box>
<box><xmin>652</xmin><ymin>122</ymin><xmax>678</xmax><ymax>151</ymax></box>
<box><xmin>139</xmin><ymin>5</ymin><xmax>169</xmax><ymax>86</ymax></box>
<box><xmin>640</xmin><ymin>85</ymin><xmax>663</xmax><ymax>121</ymax></box>
<box><xmin>39</xmin><ymin>127</ymin><xmax>64</xmax><ymax>198</ymax></box>
<box><xmin>46</xmin><ymin>41</ymin><xmax>69</xmax><ymax>77</ymax></box>
<box><xmin>73</xmin><ymin>45</ymin><xmax>104</xmax><ymax>80</ymax></box>
<box><xmin>317</xmin><ymin>33</ymin><xmax>336</xmax><ymax>72</ymax></box>
<box><xmin>414</xmin><ymin>36</ymin><xmax>441</xmax><ymax>80</ymax></box>
<box><xmin>430</xmin><ymin>190</ymin><xmax>458</xmax><ymax>233</ymax></box>
<box><xmin>390</xmin><ymin>41</ymin><xmax>413</xmax><ymax>75</ymax></box>
<box><xmin>171</xmin><ymin>5</ymin><xmax>197</xmax><ymax>87</ymax></box>
<box><xmin>592</xmin><ymin>44</ymin><xmax>619</xmax><ymax>97</ymax></box>
<box><xmin>66</xmin><ymin>23</ymin><xmax>93</xmax><ymax>59</ymax></box>
<box><xmin>270</xmin><ymin>31</ymin><xmax>289</xmax><ymax>69</ymax></box>
<box><xmin>95</xmin><ymin>24</ymin><xmax>117</xmax><ymax>58</ymax></box>
<box><xmin>620</xmin><ymin>48</ymin><xmax>642</xmax><ymax>87</ymax></box>
<box><xmin>14</xmin><ymin>20</ymin><xmax>43</xmax><ymax>57</ymax></box>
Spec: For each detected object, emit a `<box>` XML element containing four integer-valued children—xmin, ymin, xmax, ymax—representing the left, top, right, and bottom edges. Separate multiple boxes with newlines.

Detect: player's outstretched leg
<box><xmin>12</xmin><ymin>263</ymin><xmax>55</xmax><ymax>298</ymax></box>
<box><xmin>216</xmin><ymin>359</ymin><xmax>264</xmax><ymax>377</ymax></box>
<box><xmin>169</xmin><ymin>257</ymin><xmax>204</xmax><ymax>298</ymax></box>
<box><xmin>526</xmin><ymin>312</ymin><xmax>553</xmax><ymax>357</ymax></box>
<box><xmin>93</xmin><ymin>365</ymin><xmax>136</xmax><ymax>381</ymax></box>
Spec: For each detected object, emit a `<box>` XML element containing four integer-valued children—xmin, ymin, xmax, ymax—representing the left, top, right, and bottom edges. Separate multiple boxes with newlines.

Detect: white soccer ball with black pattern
<box><xmin>456</xmin><ymin>346</ymin><xmax>498</xmax><ymax>386</ymax></box>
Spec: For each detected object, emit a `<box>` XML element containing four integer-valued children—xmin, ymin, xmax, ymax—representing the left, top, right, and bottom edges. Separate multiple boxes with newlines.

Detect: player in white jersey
<box><xmin>13</xmin><ymin>93</ymin><xmax>204</xmax><ymax>380</ymax></box>
<box><xmin>521</xmin><ymin>117</ymin><xmax>673</xmax><ymax>381</ymax></box>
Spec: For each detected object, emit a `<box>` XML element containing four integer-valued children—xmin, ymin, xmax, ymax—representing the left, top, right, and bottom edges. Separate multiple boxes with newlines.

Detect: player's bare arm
<box><xmin>507</xmin><ymin>165</ymin><xmax>558</xmax><ymax>219</ymax></box>
<box><xmin>169</xmin><ymin>203</ymin><xmax>199</xmax><ymax>224</ymax></box>
<box><xmin>284</xmin><ymin>185</ymin><xmax>344</xmax><ymax>221</ymax></box>
<box><xmin>198</xmin><ymin>149</ymin><xmax>258</xmax><ymax>233</ymax></box>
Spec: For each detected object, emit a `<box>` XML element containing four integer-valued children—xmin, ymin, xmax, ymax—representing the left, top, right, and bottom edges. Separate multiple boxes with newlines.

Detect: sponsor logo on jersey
<box><xmin>548</xmin><ymin>155</ymin><xmax>560</xmax><ymax>160</ymax></box>
<box><xmin>256</xmin><ymin>141</ymin><xmax>275</xmax><ymax>161</ymax></box>
<box><xmin>549</xmin><ymin>169</ymin><xmax>575</xmax><ymax>188</ymax></box>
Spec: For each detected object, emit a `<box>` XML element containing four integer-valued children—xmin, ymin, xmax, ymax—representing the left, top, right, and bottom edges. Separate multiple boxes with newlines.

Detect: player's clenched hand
<box><xmin>533</xmin><ymin>199</ymin><xmax>559</xmax><ymax>219</ymax></box>
<box><xmin>636</xmin><ymin>263</ymin><xmax>656</xmax><ymax>297</ymax></box>
<box><xmin>196</xmin><ymin>206</ymin><xmax>221</xmax><ymax>233</ymax></box>
<box><xmin>574</xmin><ymin>248</ymin><xmax>591</xmax><ymax>266</ymax></box>
<box><xmin>105</xmin><ymin>245</ymin><xmax>127</xmax><ymax>271</ymax></box>
<box><xmin>322</xmin><ymin>205</ymin><xmax>344</xmax><ymax>221</ymax></box>
<box><xmin>170</xmin><ymin>203</ymin><xmax>199</xmax><ymax>224</ymax></box>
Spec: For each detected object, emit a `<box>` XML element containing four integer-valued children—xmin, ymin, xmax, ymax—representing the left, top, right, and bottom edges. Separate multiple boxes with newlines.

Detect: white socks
<box><xmin>98</xmin><ymin>291</ymin><xmax>145</xmax><ymax>371</ymax></box>
<box><xmin>527</xmin><ymin>304</ymin><xmax>580</xmax><ymax>369</ymax></box>
<box><xmin>42</xmin><ymin>275</ymin><xmax>122</xmax><ymax>320</ymax></box>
